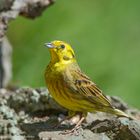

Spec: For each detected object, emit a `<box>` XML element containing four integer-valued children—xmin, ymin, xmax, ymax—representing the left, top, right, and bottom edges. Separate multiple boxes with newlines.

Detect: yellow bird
<box><xmin>44</xmin><ymin>40</ymin><xmax>130</xmax><ymax>133</ymax></box>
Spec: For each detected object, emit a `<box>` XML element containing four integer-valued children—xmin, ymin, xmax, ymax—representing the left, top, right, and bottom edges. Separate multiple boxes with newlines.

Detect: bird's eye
<box><xmin>60</xmin><ymin>44</ymin><xmax>65</xmax><ymax>49</ymax></box>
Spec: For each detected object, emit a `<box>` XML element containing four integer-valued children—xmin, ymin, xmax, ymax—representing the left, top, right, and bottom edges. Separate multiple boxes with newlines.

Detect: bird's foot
<box><xmin>59</xmin><ymin>116</ymin><xmax>85</xmax><ymax>135</ymax></box>
<box><xmin>59</xmin><ymin>125</ymin><xmax>82</xmax><ymax>135</ymax></box>
<box><xmin>53</xmin><ymin>115</ymin><xmax>72</xmax><ymax>129</ymax></box>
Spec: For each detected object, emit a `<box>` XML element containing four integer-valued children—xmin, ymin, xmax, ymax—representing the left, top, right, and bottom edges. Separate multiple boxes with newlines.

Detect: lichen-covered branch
<box><xmin>7</xmin><ymin>87</ymin><xmax>66</xmax><ymax>113</ymax></box>
<box><xmin>0</xmin><ymin>0</ymin><xmax>54</xmax><ymax>87</ymax></box>
<box><xmin>0</xmin><ymin>42</ymin><xmax>3</xmax><ymax>88</ymax></box>
<box><xmin>0</xmin><ymin>0</ymin><xmax>54</xmax><ymax>38</ymax></box>
<box><xmin>0</xmin><ymin>87</ymin><xmax>140</xmax><ymax>140</ymax></box>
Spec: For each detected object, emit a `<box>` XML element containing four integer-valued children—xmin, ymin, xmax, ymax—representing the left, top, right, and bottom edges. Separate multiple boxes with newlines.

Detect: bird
<box><xmin>44</xmin><ymin>40</ymin><xmax>131</xmax><ymax>134</ymax></box>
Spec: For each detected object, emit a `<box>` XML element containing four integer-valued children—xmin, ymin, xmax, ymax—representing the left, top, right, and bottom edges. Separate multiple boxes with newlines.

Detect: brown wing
<box><xmin>71</xmin><ymin>69</ymin><xmax>113</xmax><ymax>107</ymax></box>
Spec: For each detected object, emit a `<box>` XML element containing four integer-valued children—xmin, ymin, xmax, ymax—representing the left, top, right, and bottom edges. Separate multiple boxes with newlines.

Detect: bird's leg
<box><xmin>54</xmin><ymin>111</ymin><xmax>76</xmax><ymax>128</ymax></box>
<box><xmin>70</xmin><ymin>116</ymin><xmax>85</xmax><ymax>131</ymax></box>
<box><xmin>54</xmin><ymin>115</ymin><xmax>72</xmax><ymax>128</ymax></box>
<box><xmin>60</xmin><ymin>113</ymin><xmax>86</xmax><ymax>135</ymax></box>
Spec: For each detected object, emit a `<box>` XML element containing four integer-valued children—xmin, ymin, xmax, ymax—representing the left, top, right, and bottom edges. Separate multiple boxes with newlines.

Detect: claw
<box><xmin>59</xmin><ymin>125</ymin><xmax>82</xmax><ymax>135</ymax></box>
<box><xmin>59</xmin><ymin>116</ymin><xmax>85</xmax><ymax>135</ymax></box>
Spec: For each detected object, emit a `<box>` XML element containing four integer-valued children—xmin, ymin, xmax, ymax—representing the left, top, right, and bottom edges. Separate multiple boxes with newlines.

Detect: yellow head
<box><xmin>45</xmin><ymin>40</ymin><xmax>76</xmax><ymax>64</ymax></box>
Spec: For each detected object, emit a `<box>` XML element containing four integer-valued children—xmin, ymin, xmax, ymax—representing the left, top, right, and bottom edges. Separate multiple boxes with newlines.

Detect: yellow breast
<box><xmin>45</xmin><ymin>63</ymin><xmax>94</xmax><ymax>112</ymax></box>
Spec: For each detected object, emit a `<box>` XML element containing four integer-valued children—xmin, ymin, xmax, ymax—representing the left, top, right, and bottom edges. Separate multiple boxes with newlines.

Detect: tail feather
<box><xmin>106</xmin><ymin>108</ymin><xmax>133</xmax><ymax>120</ymax></box>
<box><xmin>102</xmin><ymin>108</ymin><xmax>131</xmax><ymax>119</ymax></box>
<box><xmin>113</xmin><ymin>109</ymin><xmax>129</xmax><ymax>118</ymax></box>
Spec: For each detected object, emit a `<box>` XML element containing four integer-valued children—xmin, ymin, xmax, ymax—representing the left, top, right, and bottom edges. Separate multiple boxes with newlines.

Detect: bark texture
<box><xmin>0</xmin><ymin>0</ymin><xmax>54</xmax><ymax>87</ymax></box>
<box><xmin>0</xmin><ymin>87</ymin><xmax>140</xmax><ymax>140</ymax></box>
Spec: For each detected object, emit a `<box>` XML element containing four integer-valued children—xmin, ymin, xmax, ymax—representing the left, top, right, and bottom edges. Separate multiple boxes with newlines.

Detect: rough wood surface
<box><xmin>0</xmin><ymin>0</ymin><xmax>54</xmax><ymax>38</ymax></box>
<box><xmin>0</xmin><ymin>87</ymin><xmax>140</xmax><ymax>140</ymax></box>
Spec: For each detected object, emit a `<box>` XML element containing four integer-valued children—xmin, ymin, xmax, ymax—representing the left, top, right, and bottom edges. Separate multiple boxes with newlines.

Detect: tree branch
<box><xmin>0</xmin><ymin>0</ymin><xmax>54</xmax><ymax>87</ymax></box>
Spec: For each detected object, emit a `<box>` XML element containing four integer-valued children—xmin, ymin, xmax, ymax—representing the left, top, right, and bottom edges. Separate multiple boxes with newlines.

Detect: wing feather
<box><xmin>71</xmin><ymin>70</ymin><xmax>113</xmax><ymax>107</ymax></box>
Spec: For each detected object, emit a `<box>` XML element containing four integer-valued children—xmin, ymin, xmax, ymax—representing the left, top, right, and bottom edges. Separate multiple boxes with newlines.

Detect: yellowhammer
<box><xmin>44</xmin><ymin>40</ymin><xmax>130</xmax><ymax>133</ymax></box>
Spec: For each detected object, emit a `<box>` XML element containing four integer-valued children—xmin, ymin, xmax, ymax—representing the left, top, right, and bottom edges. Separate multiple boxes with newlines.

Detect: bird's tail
<box><xmin>112</xmin><ymin>108</ymin><xmax>129</xmax><ymax>118</ymax></box>
<box><xmin>105</xmin><ymin>108</ymin><xmax>133</xmax><ymax>120</ymax></box>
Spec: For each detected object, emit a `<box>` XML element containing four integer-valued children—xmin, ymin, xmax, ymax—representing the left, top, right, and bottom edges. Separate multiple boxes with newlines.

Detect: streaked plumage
<box><xmin>44</xmin><ymin>40</ymin><xmax>130</xmax><ymax>133</ymax></box>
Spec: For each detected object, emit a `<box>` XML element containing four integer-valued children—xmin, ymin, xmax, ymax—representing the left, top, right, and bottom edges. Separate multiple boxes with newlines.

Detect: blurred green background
<box><xmin>7</xmin><ymin>0</ymin><xmax>140</xmax><ymax>108</ymax></box>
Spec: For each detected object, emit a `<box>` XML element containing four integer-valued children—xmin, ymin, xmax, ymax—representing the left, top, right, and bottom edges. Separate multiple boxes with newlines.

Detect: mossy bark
<box><xmin>0</xmin><ymin>87</ymin><xmax>140</xmax><ymax>140</ymax></box>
